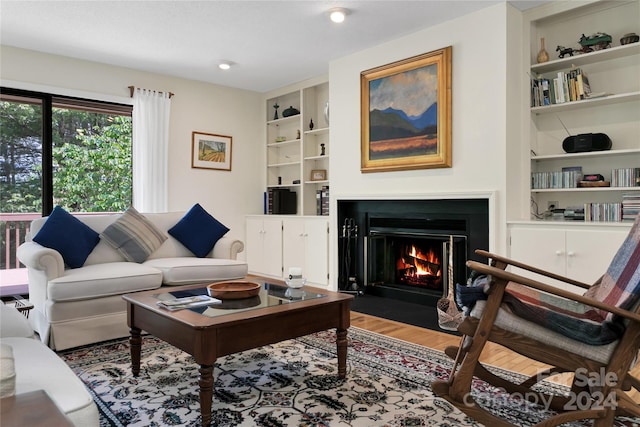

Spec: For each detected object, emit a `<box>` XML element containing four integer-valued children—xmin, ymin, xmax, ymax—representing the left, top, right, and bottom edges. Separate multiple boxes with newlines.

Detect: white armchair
<box><xmin>0</xmin><ymin>304</ymin><xmax>99</xmax><ymax>426</ymax></box>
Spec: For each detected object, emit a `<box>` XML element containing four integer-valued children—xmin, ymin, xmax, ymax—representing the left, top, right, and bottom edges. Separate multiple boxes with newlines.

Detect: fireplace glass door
<box><xmin>366</xmin><ymin>232</ymin><xmax>466</xmax><ymax>296</ymax></box>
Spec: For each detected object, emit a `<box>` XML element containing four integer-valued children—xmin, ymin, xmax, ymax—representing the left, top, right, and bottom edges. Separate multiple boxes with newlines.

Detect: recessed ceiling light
<box><xmin>218</xmin><ymin>61</ymin><xmax>233</xmax><ymax>70</ymax></box>
<box><xmin>329</xmin><ymin>7</ymin><xmax>349</xmax><ymax>23</ymax></box>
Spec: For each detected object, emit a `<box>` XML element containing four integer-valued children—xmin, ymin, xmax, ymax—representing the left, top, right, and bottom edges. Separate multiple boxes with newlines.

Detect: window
<box><xmin>0</xmin><ymin>88</ymin><xmax>133</xmax><ymax>215</ymax></box>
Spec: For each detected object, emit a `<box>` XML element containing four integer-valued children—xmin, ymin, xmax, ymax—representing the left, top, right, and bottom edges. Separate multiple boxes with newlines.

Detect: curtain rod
<box><xmin>128</xmin><ymin>86</ymin><xmax>174</xmax><ymax>98</ymax></box>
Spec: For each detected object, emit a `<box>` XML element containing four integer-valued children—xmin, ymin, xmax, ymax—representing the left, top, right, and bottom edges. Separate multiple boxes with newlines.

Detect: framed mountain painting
<box><xmin>360</xmin><ymin>46</ymin><xmax>452</xmax><ymax>172</ymax></box>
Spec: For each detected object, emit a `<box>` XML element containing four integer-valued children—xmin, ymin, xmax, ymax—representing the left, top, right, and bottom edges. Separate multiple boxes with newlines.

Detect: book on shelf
<box><xmin>623</xmin><ymin>193</ymin><xmax>640</xmax><ymax>221</ymax></box>
<box><xmin>266</xmin><ymin>189</ymin><xmax>274</xmax><ymax>214</ymax></box>
<box><xmin>316</xmin><ymin>185</ymin><xmax>330</xmax><ymax>216</ymax></box>
<box><xmin>611</xmin><ymin>168</ymin><xmax>640</xmax><ymax>187</ymax></box>
<box><xmin>531</xmin><ymin>167</ymin><xmax>581</xmax><ymax>189</ymax></box>
<box><xmin>156</xmin><ymin>295</ymin><xmax>221</xmax><ymax>311</ymax></box>
<box><xmin>563</xmin><ymin>206</ymin><xmax>585</xmax><ymax>221</ymax></box>
<box><xmin>584</xmin><ymin>202</ymin><xmax>622</xmax><ymax>222</ymax></box>
<box><xmin>531</xmin><ymin>67</ymin><xmax>592</xmax><ymax>107</ymax></box>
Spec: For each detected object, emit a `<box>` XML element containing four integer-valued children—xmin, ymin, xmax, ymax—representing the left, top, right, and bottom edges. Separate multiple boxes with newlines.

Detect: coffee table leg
<box><xmin>130</xmin><ymin>327</ymin><xmax>142</xmax><ymax>377</ymax></box>
<box><xmin>199</xmin><ymin>364</ymin><xmax>214</xmax><ymax>427</ymax></box>
<box><xmin>336</xmin><ymin>328</ymin><xmax>348</xmax><ymax>378</ymax></box>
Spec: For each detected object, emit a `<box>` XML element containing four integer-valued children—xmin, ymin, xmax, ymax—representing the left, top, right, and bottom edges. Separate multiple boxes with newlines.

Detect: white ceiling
<box><xmin>0</xmin><ymin>0</ymin><xmax>549</xmax><ymax>93</ymax></box>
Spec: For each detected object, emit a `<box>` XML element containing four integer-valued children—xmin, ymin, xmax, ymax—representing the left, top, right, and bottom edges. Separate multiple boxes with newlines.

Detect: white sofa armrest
<box><xmin>17</xmin><ymin>241</ymin><xmax>65</xmax><ymax>280</ymax></box>
<box><xmin>0</xmin><ymin>304</ymin><xmax>35</xmax><ymax>339</ymax></box>
<box><xmin>211</xmin><ymin>236</ymin><xmax>244</xmax><ymax>260</ymax></box>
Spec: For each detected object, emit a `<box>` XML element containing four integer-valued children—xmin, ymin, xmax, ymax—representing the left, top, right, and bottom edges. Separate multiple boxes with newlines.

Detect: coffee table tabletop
<box><xmin>122</xmin><ymin>276</ymin><xmax>353</xmax><ymax>427</ymax></box>
<box><xmin>0</xmin><ymin>390</ymin><xmax>74</xmax><ymax>427</ymax></box>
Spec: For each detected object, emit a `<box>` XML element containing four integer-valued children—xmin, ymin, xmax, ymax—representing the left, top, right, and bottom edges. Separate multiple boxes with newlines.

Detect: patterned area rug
<box><xmin>59</xmin><ymin>327</ymin><xmax>639</xmax><ymax>426</ymax></box>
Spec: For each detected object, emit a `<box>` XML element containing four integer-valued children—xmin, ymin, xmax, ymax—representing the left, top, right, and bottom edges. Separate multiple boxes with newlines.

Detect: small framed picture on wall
<box><xmin>191</xmin><ymin>131</ymin><xmax>232</xmax><ymax>171</ymax></box>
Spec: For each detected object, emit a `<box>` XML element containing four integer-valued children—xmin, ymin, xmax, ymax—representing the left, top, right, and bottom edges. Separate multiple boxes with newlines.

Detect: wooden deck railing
<box><xmin>0</xmin><ymin>213</ymin><xmax>40</xmax><ymax>270</ymax></box>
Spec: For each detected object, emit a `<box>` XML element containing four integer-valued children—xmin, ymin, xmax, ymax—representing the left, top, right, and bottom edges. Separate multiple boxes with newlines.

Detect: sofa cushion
<box><xmin>48</xmin><ymin>262</ymin><xmax>163</xmax><ymax>301</ymax></box>
<box><xmin>33</xmin><ymin>206</ymin><xmax>100</xmax><ymax>268</ymax></box>
<box><xmin>100</xmin><ymin>206</ymin><xmax>168</xmax><ymax>263</ymax></box>
<box><xmin>3</xmin><ymin>337</ymin><xmax>99</xmax><ymax>425</ymax></box>
<box><xmin>0</xmin><ymin>343</ymin><xmax>15</xmax><ymax>398</ymax></box>
<box><xmin>144</xmin><ymin>257</ymin><xmax>248</xmax><ymax>285</ymax></box>
<box><xmin>168</xmin><ymin>203</ymin><xmax>229</xmax><ymax>257</ymax></box>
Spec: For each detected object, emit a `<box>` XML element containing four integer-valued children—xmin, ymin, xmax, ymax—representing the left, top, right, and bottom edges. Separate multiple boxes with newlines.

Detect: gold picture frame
<box><xmin>191</xmin><ymin>131</ymin><xmax>232</xmax><ymax>171</ymax></box>
<box><xmin>310</xmin><ymin>169</ymin><xmax>327</xmax><ymax>181</ymax></box>
<box><xmin>361</xmin><ymin>47</ymin><xmax>452</xmax><ymax>173</ymax></box>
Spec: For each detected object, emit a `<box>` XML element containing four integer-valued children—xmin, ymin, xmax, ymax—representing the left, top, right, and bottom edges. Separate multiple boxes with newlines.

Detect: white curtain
<box><xmin>132</xmin><ymin>88</ymin><xmax>171</xmax><ymax>213</ymax></box>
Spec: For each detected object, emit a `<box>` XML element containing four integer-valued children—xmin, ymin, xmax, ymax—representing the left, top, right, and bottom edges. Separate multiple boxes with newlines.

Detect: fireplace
<box><xmin>338</xmin><ymin>198</ymin><xmax>489</xmax><ymax>307</ymax></box>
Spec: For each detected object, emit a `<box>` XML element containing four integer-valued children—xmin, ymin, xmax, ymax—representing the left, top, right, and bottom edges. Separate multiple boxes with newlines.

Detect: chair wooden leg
<box><xmin>520</xmin><ymin>367</ymin><xmax>568</xmax><ymax>388</ymax></box>
<box><xmin>471</xmin><ymin>362</ymin><xmax>571</xmax><ymax>412</ymax></box>
<box><xmin>623</xmin><ymin>373</ymin><xmax>640</xmax><ymax>392</ymax></box>
<box><xmin>616</xmin><ymin>390</ymin><xmax>640</xmax><ymax>418</ymax></box>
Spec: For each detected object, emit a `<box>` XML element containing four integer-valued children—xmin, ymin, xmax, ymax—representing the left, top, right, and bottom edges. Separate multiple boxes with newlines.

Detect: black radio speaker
<box><xmin>562</xmin><ymin>133</ymin><xmax>611</xmax><ymax>153</ymax></box>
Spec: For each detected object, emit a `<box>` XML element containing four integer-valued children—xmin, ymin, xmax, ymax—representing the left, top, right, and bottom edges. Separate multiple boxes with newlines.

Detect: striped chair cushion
<box><xmin>584</xmin><ymin>214</ymin><xmax>640</xmax><ymax>320</ymax></box>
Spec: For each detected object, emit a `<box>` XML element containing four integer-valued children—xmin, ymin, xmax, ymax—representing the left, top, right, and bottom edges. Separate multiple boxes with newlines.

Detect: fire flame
<box><xmin>398</xmin><ymin>245</ymin><xmax>441</xmax><ymax>277</ymax></box>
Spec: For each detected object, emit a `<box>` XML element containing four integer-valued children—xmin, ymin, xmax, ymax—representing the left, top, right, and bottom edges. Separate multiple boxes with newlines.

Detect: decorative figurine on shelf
<box><xmin>556</xmin><ymin>45</ymin><xmax>576</xmax><ymax>58</ymax></box>
<box><xmin>296</xmin><ymin>129</ymin><xmax>301</xmax><ymax>139</ymax></box>
<box><xmin>537</xmin><ymin>37</ymin><xmax>549</xmax><ymax>63</ymax></box>
<box><xmin>309</xmin><ymin>118</ymin><xmax>314</xmax><ymax>131</ymax></box>
<box><xmin>578</xmin><ymin>32</ymin><xmax>612</xmax><ymax>52</ymax></box>
<box><xmin>620</xmin><ymin>33</ymin><xmax>639</xmax><ymax>45</ymax></box>
<box><xmin>273</xmin><ymin>103</ymin><xmax>279</xmax><ymax>120</ymax></box>
<box><xmin>282</xmin><ymin>106</ymin><xmax>299</xmax><ymax>117</ymax></box>
<box><xmin>320</xmin><ymin>143</ymin><xmax>325</xmax><ymax>156</ymax></box>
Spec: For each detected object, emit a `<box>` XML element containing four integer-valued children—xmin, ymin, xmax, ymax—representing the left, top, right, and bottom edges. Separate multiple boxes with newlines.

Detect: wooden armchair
<box><xmin>432</xmin><ymin>218</ymin><xmax>640</xmax><ymax>426</ymax></box>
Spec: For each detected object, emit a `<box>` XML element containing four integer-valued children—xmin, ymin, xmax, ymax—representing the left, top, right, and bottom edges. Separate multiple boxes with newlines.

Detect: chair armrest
<box><xmin>0</xmin><ymin>304</ymin><xmax>35</xmax><ymax>338</ymax></box>
<box><xmin>16</xmin><ymin>241</ymin><xmax>65</xmax><ymax>280</ymax></box>
<box><xmin>211</xmin><ymin>236</ymin><xmax>244</xmax><ymax>260</ymax></box>
<box><xmin>475</xmin><ymin>249</ymin><xmax>591</xmax><ymax>290</ymax></box>
<box><xmin>467</xmin><ymin>260</ymin><xmax>640</xmax><ymax>324</ymax></box>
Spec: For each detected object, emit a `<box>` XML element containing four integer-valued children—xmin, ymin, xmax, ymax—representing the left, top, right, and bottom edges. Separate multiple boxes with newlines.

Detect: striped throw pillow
<box><xmin>101</xmin><ymin>206</ymin><xmax>167</xmax><ymax>263</ymax></box>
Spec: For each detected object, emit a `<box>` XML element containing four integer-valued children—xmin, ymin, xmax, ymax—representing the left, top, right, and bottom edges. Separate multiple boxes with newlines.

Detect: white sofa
<box><xmin>0</xmin><ymin>303</ymin><xmax>99</xmax><ymax>426</ymax></box>
<box><xmin>17</xmin><ymin>210</ymin><xmax>248</xmax><ymax>350</ymax></box>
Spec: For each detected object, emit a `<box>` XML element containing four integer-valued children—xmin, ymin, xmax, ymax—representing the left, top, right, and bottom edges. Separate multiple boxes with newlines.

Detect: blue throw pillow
<box><xmin>168</xmin><ymin>204</ymin><xmax>230</xmax><ymax>258</ymax></box>
<box><xmin>32</xmin><ymin>206</ymin><xmax>100</xmax><ymax>268</ymax></box>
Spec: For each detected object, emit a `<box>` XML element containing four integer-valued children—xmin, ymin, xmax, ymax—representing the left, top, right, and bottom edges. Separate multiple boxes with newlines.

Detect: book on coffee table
<box><xmin>156</xmin><ymin>295</ymin><xmax>221</xmax><ymax>311</ymax></box>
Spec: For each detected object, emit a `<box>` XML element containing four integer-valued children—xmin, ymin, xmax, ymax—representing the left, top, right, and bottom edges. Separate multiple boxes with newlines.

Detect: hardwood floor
<box><xmin>351</xmin><ymin>311</ymin><xmax>640</xmax><ymax>403</ymax></box>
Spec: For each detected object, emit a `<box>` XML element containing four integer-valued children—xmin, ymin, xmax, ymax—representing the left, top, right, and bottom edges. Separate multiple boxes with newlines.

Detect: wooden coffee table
<box><xmin>122</xmin><ymin>277</ymin><xmax>353</xmax><ymax>427</ymax></box>
<box><xmin>0</xmin><ymin>390</ymin><xmax>74</xmax><ymax>427</ymax></box>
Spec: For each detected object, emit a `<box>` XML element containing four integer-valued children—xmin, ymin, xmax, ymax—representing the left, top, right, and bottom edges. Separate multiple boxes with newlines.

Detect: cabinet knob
<box><xmin>555</xmin><ymin>250</ymin><xmax>563</xmax><ymax>256</ymax></box>
<box><xmin>567</xmin><ymin>251</ymin><xmax>575</xmax><ymax>257</ymax></box>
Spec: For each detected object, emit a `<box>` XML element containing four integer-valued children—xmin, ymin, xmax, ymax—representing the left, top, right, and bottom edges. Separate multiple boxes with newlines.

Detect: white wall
<box><xmin>2</xmin><ymin>3</ymin><xmax>522</xmax><ymax>278</ymax></box>
<box><xmin>0</xmin><ymin>46</ymin><xmax>264</xmax><ymax>255</ymax></box>
<box><xmin>328</xmin><ymin>4</ymin><xmax>513</xmax><ymax>261</ymax></box>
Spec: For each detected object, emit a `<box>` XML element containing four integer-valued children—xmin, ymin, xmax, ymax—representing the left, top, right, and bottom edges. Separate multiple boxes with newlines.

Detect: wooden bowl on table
<box><xmin>207</xmin><ymin>280</ymin><xmax>261</xmax><ymax>300</ymax></box>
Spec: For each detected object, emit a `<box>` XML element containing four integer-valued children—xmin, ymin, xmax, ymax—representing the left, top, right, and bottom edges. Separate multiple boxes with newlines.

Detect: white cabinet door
<box><xmin>509</xmin><ymin>227</ymin><xmax>565</xmax><ymax>278</ymax></box>
<box><xmin>565</xmin><ymin>229</ymin><xmax>628</xmax><ymax>285</ymax></box>
<box><xmin>509</xmin><ymin>224</ymin><xmax>630</xmax><ymax>293</ymax></box>
<box><xmin>302</xmin><ymin>218</ymin><xmax>329</xmax><ymax>286</ymax></box>
<box><xmin>282</xmin><ymin>219</ymin><xmax>305</xmax><ymax>279</ymax></box>
<box><xmin>246</xmin><ymin>217</ymin><xmax>282</xmax><ymax>278</ymax></box>
<box><xmin>282</xmin><ymin>217</ymin><xmax>329</xmax><ymax>286</ymax></box>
